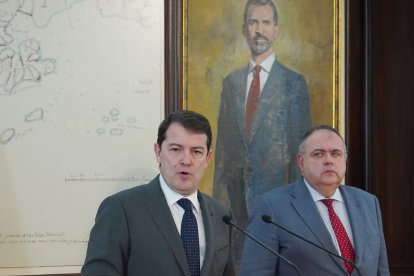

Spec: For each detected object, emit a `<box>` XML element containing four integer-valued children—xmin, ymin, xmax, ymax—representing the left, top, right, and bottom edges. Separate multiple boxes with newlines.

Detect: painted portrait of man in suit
<box><xmin>213</xmin><ymin>0</ymin><xmax>312</xmax><ymax>263</ymax></box>
<box><xmin>184</xmin><ymin>0</ymin><xmax>342</xmax><ymax>267</ymax></box>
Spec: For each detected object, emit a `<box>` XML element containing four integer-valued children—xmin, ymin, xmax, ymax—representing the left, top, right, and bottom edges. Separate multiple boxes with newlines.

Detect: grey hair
<box><xmin>298</xmin><ymin>125</ymin><xmax>347</xmax><ymax>154</ymax></box>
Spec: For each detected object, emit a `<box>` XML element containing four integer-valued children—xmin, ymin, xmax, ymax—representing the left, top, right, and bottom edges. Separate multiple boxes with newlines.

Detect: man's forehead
<box><xmin>248</xmin><ymin>4</ymin><xmax>274</xmax><ymax>17</ymax></box>
<box><xmin>305</xmin><ymin>130</ymin><xmax>345</xmax><ymax>149</ymax></box>
<box><xmin>164</xmin><ymin>126</ymin><xmax>208</xmax><ymax>147</ymax></box>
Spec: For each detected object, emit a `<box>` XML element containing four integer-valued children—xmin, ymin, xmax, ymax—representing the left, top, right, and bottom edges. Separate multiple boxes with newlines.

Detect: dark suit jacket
<box><xmin>213</xmin><ymin>58</ymin><xmax>311</xmax><ymax>261</ymax></box>
<box><xmin>239</xmin><ymin>179</ymin><xmax>390</xmax><ymax>276</ymax></box>
<box><xmin>81</xmin><ymin>176</ymin><xmax>235</xmax><ymax>276</ymax></box>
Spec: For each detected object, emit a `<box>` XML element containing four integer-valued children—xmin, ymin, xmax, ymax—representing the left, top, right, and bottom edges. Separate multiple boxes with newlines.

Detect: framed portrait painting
<box><xmin>174</xmin><ymin>0</ymin><xmax>345</xmax><ymax>194</ymax></box>
<box><xmin>166</xmin><ymin>4</ymin><xmax>345</xmax><ymax>262</ymax></box>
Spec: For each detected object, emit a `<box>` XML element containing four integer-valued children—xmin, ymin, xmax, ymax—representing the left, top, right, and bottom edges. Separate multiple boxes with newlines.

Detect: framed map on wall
<box><xmin>0</xmin><ymin>0</ymin><xmax>164</xmax><ymax>274</ymax></box>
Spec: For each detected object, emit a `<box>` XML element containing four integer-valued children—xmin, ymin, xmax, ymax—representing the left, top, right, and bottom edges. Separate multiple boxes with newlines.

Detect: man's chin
<box><xmin>321</xmin><ymin>171</ymin><xmax>339</xmax><ymax>177</ymax></box>
<box><xmin>249</xmin><ymin>43</ymin><xmax>270</xmax><ymax>55</ymax></box>
<box><xmin>321</xmin><ymin>174</ymin><xmax>341</xmax><ymax>186</ymax></box>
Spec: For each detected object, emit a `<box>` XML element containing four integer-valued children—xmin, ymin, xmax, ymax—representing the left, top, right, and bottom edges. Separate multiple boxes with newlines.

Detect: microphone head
<box><xmin>262</xmin><ymin>215</ymin><xmax>272</xmax><ymax>223</ymax></box>
<box><xmin>222</xmin><ymin>215</ymin><xmax>232</xmax><ymax>225</ymax></box>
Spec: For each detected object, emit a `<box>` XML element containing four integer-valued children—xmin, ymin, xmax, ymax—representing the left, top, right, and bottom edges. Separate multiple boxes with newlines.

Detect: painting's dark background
<box><xmin>41</xmin><ymin>0</ymin><xmax>414</xmax><ymax>275</ymax></box>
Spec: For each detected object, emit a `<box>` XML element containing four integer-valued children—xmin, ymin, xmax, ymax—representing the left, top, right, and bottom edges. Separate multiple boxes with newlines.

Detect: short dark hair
<box><xmin>157</xmin><ymin>110</ymin><xmax>212</xmax><ymax>152</ymax></box>
<box><xmin>243</xmin><ymin>0</ymin><xmax>279</xmax><ymax>26</ymax></box>
<box><xmin>298</xmin><ymin>125</ymin><xmax>346</xmax><ymax>154</ymax></box>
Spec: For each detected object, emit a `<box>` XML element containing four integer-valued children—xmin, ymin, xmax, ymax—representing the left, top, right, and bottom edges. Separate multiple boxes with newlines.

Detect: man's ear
<box><xmin>154</xmin><ymin>143</ymin><xmax>161</xmax><ymax>163</ymax></box>
<box><xmin>296</xmin><ymin>153</ymin><xmax>304</xmax><ymax>172</ymax></box>
<box><xmin>204</xmin><ymin>150</ymin><xmax>213</xmax><ymax>167</ymax></box>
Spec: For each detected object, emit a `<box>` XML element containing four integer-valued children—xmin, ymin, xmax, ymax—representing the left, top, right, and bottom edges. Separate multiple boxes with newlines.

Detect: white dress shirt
<box><xmin>159</xmin><ymin>175</ymin><xmax>206</xmax><ymax>268</ymax></box>
<box><xmin>304</xmin><ymin>179</ymin><xmax>355</xmax><ymax>254</ymax></box>
<box><xmin>245</xmin><ymin>54</ymin><xmax>276</xmax><ymax>110</ymax></box>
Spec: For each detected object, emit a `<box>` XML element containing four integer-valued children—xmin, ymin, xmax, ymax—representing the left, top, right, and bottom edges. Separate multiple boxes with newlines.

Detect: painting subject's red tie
<box><xmin>245</xmin><ymin>65</ymin><xmax>261</xmax><ymax>136</ymax></box>
<box><xmin>321</xmin><ymin>199</ymin><xmax>355</xmax><ymax>274</ymax></box>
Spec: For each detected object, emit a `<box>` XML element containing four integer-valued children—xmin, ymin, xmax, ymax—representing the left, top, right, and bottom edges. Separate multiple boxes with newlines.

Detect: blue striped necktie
<box><xmin>177</xmin><ymin>198</ymin><xmax>200</xmax><ymax>276</ymax></box>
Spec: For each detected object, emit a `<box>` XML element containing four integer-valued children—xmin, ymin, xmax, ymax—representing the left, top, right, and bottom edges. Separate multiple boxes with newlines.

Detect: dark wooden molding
<box><xmin>345</xmin><ymin>0</ymin><xmax>366</xmax><ymax>191</ymax></box>
<box><xmin>164</xmin><ymin>0</ymin><xmax>184</xmax><ymax>114</ymax></box>
<box><xmin>347</xmin><ymin>0</ymin><xmax>414</xmax><ymax>274</ymax></box>
<box><xmin>370</xmin><ymin>0</ymin><xmax>414</xmax><ymax>274</ymax></box>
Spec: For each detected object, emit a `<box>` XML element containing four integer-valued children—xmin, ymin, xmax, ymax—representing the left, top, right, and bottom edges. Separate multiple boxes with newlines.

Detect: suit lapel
<box><xmin>290</xmin><ymin>180</ymin><xmax>347</xmax><ymax>273</ymax></box>
<box><xmin>199</xmin><ymin>193</ymin><xmax>215</xmax><ymax>276</ymax></box>
<box><xmin>340</xmin><ymin>186</ymin><xmax>366</xmax><ymax>269</ymax></box>
<box><xmin>143</xmin><ymin>178</ymin><xmax>191</xmax><ymax>276</ymax></box>
<box><xmin>236</xmin><ymin>65</ymin><xmax>250</xmax><ymax>143</ymax></box>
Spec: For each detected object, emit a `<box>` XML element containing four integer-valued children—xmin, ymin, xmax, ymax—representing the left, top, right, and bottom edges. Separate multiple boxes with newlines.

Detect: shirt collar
<box><xmin>303</xmin><ymin>178</ymin><xmax>344</xmax><ymax>203</ymax></box>
<box><xmin>159</xmin><ymin>174</ymin><xmax>201</xmax><ymax>213</ymax></box>
<box><xmin>249</xmin><ymin>53</ymin><xmax>275</xmax><ymax>73</ymax></box>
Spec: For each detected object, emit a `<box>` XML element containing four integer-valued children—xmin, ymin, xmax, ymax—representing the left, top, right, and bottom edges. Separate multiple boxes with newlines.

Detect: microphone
<box><xmin>222</xmin><ymin>215</ymin><xmax>302</xmax><ymax>276</ymax></box>
<box><xmin>262</xmin><ymin>215</ymin><xmax>360</xmax><ymax>276</ymax></box>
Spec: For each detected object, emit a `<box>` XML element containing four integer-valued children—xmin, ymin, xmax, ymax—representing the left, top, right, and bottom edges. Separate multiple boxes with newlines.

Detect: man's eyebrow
<box><xmin>311</xmin><ymin>148</ymin><xmax>343</xmax><ymax>152</ymax></box>
<box><xmin>311</xmin><ymin>149</ymin><xmax>325</xmax><ymax>152</ymax></box>
<box><xmin>167</xmin><ymin>143</ymin><xmax>183</xmax><ymax>148</ymax></box>
<box><xmin>167</xmin><ymin>143</ymin><xmax>205</xmax><ymax>150</ymax></box>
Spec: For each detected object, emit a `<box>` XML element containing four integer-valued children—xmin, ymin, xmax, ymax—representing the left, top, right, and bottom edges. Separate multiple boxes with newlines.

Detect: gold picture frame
<box><xmin>169</xmin><ymin>0</ymin><xmax>344</xmax><ymax>193</ymax></box>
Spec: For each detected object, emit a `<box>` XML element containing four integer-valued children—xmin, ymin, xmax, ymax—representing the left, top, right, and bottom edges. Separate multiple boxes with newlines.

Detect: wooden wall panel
<box><xmin>370</xmin><ymin>0</ymin><xmax>414</xmax><ymax>274</ymax></box>
<box><xmin>345</xmin><ymin>0</ymin><xmax>367</xmax><ymax>191</ymax></box>
<box><xmin>347</xmin><ymin>0</ymin><xmax>414</xmax><ymax>274</ymax></box>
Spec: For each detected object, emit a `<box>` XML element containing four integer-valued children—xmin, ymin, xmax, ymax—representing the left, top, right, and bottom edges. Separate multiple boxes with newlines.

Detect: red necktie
<box><xmin>321</xmin><ymin>199</ymin><xmax>355</xmax><ymax>274</ymax></box>
<box><xmin>245</xmin><ymin>65</ymin><xmax>261</xmax><ymax>136</ymax></box>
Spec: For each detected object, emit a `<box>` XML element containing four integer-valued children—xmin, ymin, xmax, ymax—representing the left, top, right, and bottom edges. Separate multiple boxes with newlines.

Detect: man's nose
<box><xmin>254</xmin><ymin>23</ymin><xmax>264</xmax><ymax>35</ymax></box>
<box><xmin>180</xmin><ymin>151</ymin><xmax>191</xmax><ymax>165</ymax></box>
<box><xmin>323</xmin><ymin>153</ymin><xmax>334</xmax><ymax>164</ymax></box>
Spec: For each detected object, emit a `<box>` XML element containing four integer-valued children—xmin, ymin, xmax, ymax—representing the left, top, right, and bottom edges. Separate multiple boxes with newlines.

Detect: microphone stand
<box><xmin>222</xmin><ymin>215</ymin><xmax>302</xmax><ymax>276</ymax></box>
<box><xmin>262</xmin><ymin>215</ymin><xmax>360</xmax><ymax>276</ymax></box>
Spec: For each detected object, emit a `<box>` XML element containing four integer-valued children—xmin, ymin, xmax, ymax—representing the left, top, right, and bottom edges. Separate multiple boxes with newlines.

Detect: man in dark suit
<box><xmin>239</xmin><ymin>125</ymin><xmax>389</xmax><ymax>275</ymax></box>
<box><xmin>82</xmin><ymin>110</ymin><xmax>235</xmax><ymax>276</ymax></box>
<box><xmin>213</xmin><ymin>0</ymin><xmax>312</xmax><ymax>263</ymax></box>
